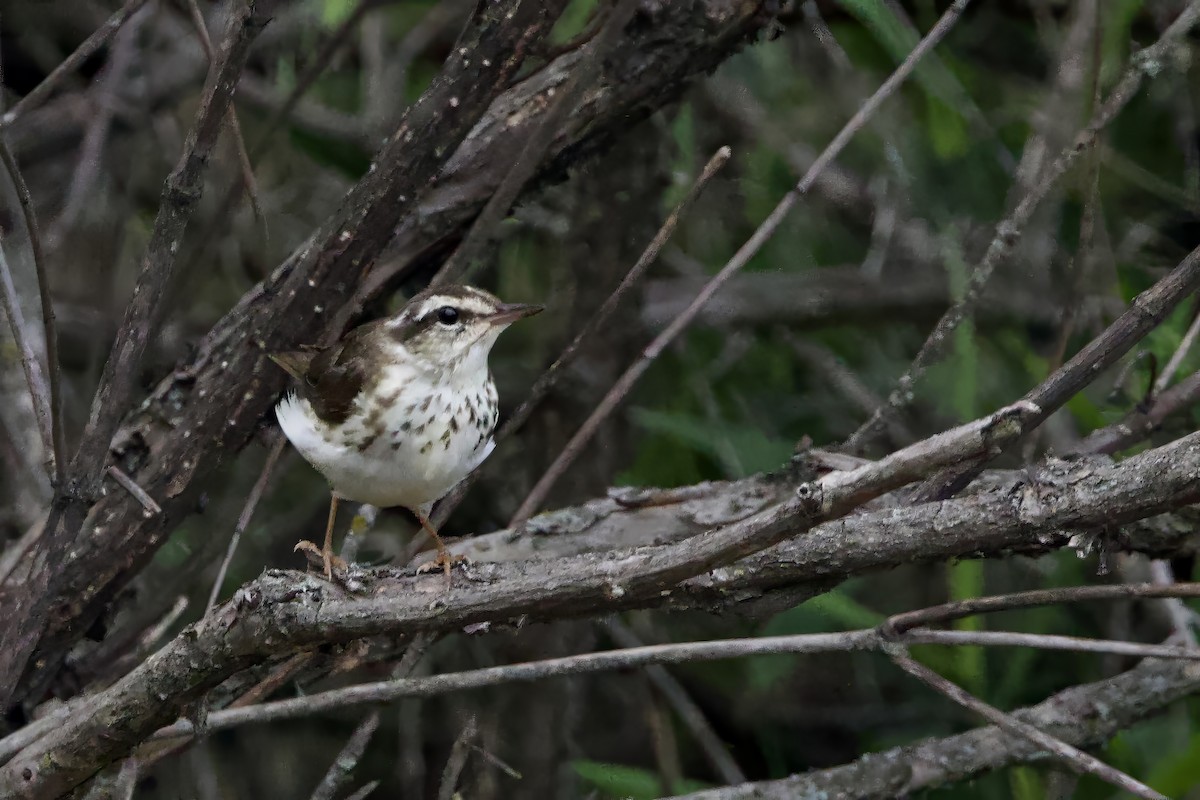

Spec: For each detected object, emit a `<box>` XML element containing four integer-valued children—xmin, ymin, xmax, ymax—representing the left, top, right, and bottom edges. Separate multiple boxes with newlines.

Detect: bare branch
<box><xmin>1156</xmin><ymin>303</ymin><xmax>1200</xmax><ymax>392</ymax></box>
<box><xmin>308</xmin><ymin>712</ymin><xmax>380</xmax><ymax>800</ymax></box>
<box><xmin>69</xmin><ymin>0</ymin><xmax>278</xmax><ymax>501</ymax></box>
<box><xmin>886</xmin><ymin>582</ymin><xmax>1200</xmax><ymax>634</ymax></box>
<box><xmin>0</xmin><ymin>0</ymin><xmax>154</xmax><ymax>126</ymax></box>
<box><xmin>206</xmin><ymin>434</ymin><xmax>286</xmax><ymax>615</ymax></box>
<box><xmin>0</xmin><ymin>236</ymin><xmax>52</xmax><ymax>470</ymax></box>
<box><xmin>845</xmin><ymin>0</ymin><xmax>1200</xmax><ymax>452</ymax></box>
<box><xmin>104</xmin><ymin>467</ymin><xmax>162</xmax><ymax>516</ymax></box>
<box><xmin>437</xmin><ymin>717</ymin><xmax>477</xmax><ymax>800</ymax></box>
<box><xmin>0</xmin><ymin>140</ymin><xmax>63</xmax><ymax>487</ymax></box>
<box><xmin>913</xmin><ymin>239</ymin><xmax>1200</xmax><ymax>500</ymax></box>
<box><xmin>180</xmin><ymin>0</ymin><xmax>263</xmax><ymax>222</ymax></box>
<box><xmin>511</xmin><ymin>0</ymin><xmax>973</xmax><ymax>522</ymax></box>
<box><xmin>1072</xmin><ymin>368</ymin><xmax>1200</xmax><ymax>455</ymax></box>
<box><xmin>431</xmin><ymin>0</ymin><xmax>640</xmax><ymax>286</ymax></box>
<box><xmin>430</xmin><ymin>145</ymin><xmax>731</xmax><ymax>529</ymax></box>
<box><xmin>1</xmin><ymin>0</ymin><xmax>772</xmax><ymax>707</ymax></box>
<box><xmin>902</xmin><ymin>628</ymin><xmax>1200</xmax><ymax>659</ymax></box>
<box><xmin>887</xmin><ymin>649</ymin><xmax>1165</xmax><ymax>799</ymax></box>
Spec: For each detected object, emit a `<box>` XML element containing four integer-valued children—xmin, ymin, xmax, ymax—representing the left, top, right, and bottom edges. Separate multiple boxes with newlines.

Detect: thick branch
<box><xmin>2</xmin><ymin>431</ymin><xmax>1199</xmax><ymax>795</ymax></box>
<box><xmin>3</xmin><ymin>0</ymin><xmax>585</xmax><ymax>706</ymax></box>
<box><xmin>0</xmin><ymin>0</ymin><xmax>280</xmax><ymax>711</ymax></box>
<box><xmin>670</xmin><ymin>656</ymin><xmax>1200</xmax><ymax>799</ymax></box>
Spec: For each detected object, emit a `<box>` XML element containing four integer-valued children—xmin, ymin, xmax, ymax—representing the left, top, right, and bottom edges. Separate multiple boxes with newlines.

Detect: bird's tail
<box><xmin>268</xmin><ymin>351</ymin><xmax>315</xmax><ymax>382</ymax></box>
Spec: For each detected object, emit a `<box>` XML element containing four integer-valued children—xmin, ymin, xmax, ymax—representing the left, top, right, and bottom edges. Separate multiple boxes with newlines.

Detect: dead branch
<box><xmin>0</xmin><ymin>0</ymin><xmax>774</xmax><ymax>709</ymax></box>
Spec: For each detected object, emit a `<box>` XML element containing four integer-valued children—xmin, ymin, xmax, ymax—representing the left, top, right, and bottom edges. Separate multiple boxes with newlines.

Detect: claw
<box><xmin>295</xmin><ymin>539</ymin><xmax>348</xmax><ymax>580</ymax></box>
<box><xmin>415</xmin><ymin>551</ymin><xmax>468</xmax><ymax>580</ymax></box>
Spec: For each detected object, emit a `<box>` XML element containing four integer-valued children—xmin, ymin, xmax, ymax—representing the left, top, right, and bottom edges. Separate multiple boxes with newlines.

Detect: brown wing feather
<box><xmin>267</xmin><ymin>352</ymin><xmax>314</xmax><ymax>381</ymax></box>
<box><xmin>269</xmin><ymin>320</ymin><xmax>389</xmax><ymax>425</ymax></box>
<box><xmin>302</xmin><ymin>342</ymin><xmax>366</xmax><ymax>424</ymax></box>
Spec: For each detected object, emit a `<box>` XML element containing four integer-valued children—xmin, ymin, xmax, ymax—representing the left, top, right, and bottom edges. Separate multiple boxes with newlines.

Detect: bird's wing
<box><xmin>267</xmin><ymin>351</ymin><xmax>315</xmax><ymax>382</ymax></box>
<box><xmin>268</xmin><ymin>320</ymin><xmax>389</xmax><ymax>425</ymax></box>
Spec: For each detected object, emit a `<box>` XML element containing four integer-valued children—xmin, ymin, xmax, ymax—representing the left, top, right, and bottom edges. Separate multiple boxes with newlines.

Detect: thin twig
<box><xmin>228</xmin><ymin>652</ymin><xmax>314</xmax><ymax>710</ymax></box>
<box><xmin>105</xmin><ymin>466</ymin><xmax>162</xmax><ymax>516</ymax></box>
<box><xmin>308</xmin><ymin>712</ymin><xmax>380</xmax><ymax>800</ymax></box>
<box><xmin>604</xmin><ymin>618</ymin><xmax>748</xmax><ymax>785</ymax></box>
<box><xmin>51</xmin><ymin>8</ymin><xmax>147</xmax><ymax>241</ymax></box>
<box><xmin>884</xmin><ymin>582</ymin><xmax>1200</xmax><ymax>634</ymax></box>
<box><xmin>69</xmin><ymin>0</ymin><xmax>275</xmax><ymax>500</ymax></box>
<box><xmin>185</xmin><ymin>0</ymin><xmax>385</xmax><ymax>274</ymax></box>
<box><xmin>844</xmin><ymin>0</ymin><xmax>1200</xmax><ymax>453</ymax></box>
<box><xmin>437</xmin><ymin>716</ymin><xmax>478</xmax><ymax>800</ymax></box>
<box><xmin>142</xmin><ymin>597</ymin><xmax>1200</xmax><ymax>740</ymax></box>
<box><xmin>343</xmin><ymin>781</ymin><xmax>380</xmax><ymax>800</ymax></box>
<box><xmin>0</xmin><ymin>237</ymin><xmax>52</xmax><ymax>470</ymax></box>
<box><xmin>181</xmin><ymin>0</ymin><xmax>263</xmax><ymax>222</ymax></box>
<box><xmin>431</xmin><ymin>0</ymin><xmax>639</xmax><ymax>286</ymax></box>
<box><xmin>147</xmin><ymin>632</ymin><xmax>878</xmax><ymax>738</ymax></box>
<box><xmin>0</xmin><ymin>0</ymin><xmax>154</xmax><ymax>126</ymax></box>
<box><xmin>469</xmin><ymin>744</ymin><xmax>521</xmax><ymax>780</ymax></box>
<box><xmin>889</xmin><ymin>648</ymin><xmax>1165</xmax><ymax>800</ymax></box>
<box><xmin>206</xmin><ymin>434</ymin><xmax>286</xmax><ymax>615</ymax></box>
<box><xmin>902</xmin><ymin>628</ymin><xmax>1200</xmax><ymax>659</ymax></box>
<box><xmin>1155</xmin><ymin>299</ymin><xmax>1200</xmax><ymax>393</ymax></box>
<box><xmin>1071</xmin><ymin>368</ymin><xmax>1200</xmax><ymax>455</ymax></box>
<box><xmin>0</xmin><ymin>141</ymin><xmax>63</xmax><ymax>486</ymax></box>
<box><xmin>430</xmin><ymin>145</ymin><xmax>731</xmax><ymax>528</ymax></box>
<box><xmin>510</xmin><ymin>0</ymin><xmax>972</xmax><ymax>522</ymax></box>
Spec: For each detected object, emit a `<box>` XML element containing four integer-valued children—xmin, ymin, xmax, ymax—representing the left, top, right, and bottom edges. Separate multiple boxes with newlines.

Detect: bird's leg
<box><xmin>413</xmin><ymin>509</ymin><xmax>465</xmax><ymax>577</ymax></box>
<box><xmin>295</xmin><ymin>494</ymin><xmax>347</xmax><ymax>579</ymax></box>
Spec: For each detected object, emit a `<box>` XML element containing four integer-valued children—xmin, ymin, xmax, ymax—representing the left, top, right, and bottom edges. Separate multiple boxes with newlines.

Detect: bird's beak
<box><xmin>487</xmin><ymin>302</ymin><xmax>544</xmax><ymax>326</ymax></box>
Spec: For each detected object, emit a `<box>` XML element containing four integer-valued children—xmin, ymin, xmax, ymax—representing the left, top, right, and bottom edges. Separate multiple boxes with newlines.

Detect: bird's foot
<box><xmin>294</xmin><ymin>539</ymin><xmax>348</xmax><ymax>580</ymax></box>
<box><xmin>415</xmin><ymin>551</ymin><xmax>469</xmax><ymax>578</ymax></box>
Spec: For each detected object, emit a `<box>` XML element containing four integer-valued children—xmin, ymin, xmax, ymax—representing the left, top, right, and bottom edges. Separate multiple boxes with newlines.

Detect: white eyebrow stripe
<box><xmin>414</xmin><ymin>293</ymin><xmax>496</xmax><ymax>321</ymax></box>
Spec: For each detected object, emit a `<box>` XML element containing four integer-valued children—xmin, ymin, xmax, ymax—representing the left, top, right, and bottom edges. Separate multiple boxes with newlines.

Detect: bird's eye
<box><xmin>436</xmin><ymin>306</ymin><xmax>460</xmax><ymax>326</ymax></box>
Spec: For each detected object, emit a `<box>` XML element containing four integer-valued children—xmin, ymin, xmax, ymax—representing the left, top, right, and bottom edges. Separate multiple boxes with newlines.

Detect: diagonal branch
<box><xmin>4</xmin><ymin>424</ymin><xmax>1200</xmax><ymax>795</ymax></box>
<box><xmin>68</xmin><ymin>0</ymin><xmax>279</xmax><ymax>502</ymax></box>
<box><xmin>0</xmin><ymin>0</ymin><xmax>283</xmax><ymax>713</ymax></box>
<box><xmin>511</xmin><ymin>0</ymin><xmax>973</xmax><ymax>522</ymax></box>
<box><xmin>844</xmin><ymin>0</ymin><xmax>1200</xmax><ymax>452</ymax></box>
<box><xmin>431</xmin><ymin>0</ymin><xmax>640</xmax><ymax>286</ymax></box>
<box><xmin>0</xmin><ymin>0</ymin><xmax>154</xmax><ymax>127</ymax></box>
<box><xmin>887</xmin><ymin>648</ymin><xmax>1164</xmax><ymax>799</ymax></box>
<box><xmin>0</xmin><ymin>0</ymin><xmax>772</xmax><ymax>709</ymax></box>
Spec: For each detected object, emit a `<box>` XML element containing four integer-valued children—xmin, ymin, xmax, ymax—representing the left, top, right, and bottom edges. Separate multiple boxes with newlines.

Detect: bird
<box><xmin>269</xmin><ymin>284</ymin><xmax>543</xmax><ymax>579</ymax></box>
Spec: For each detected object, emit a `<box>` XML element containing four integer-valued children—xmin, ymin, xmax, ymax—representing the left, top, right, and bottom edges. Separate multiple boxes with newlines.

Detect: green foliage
<box><xmin>947</xmin><ymin>560</ymin><xmax>986</xmax><ymax>696</ymax></box>
<box><xmin>95</xmin><ymin>1</ymin><xmax>1200</xmax><ymax>794</ymax></box>
<box><xmin>315</xmin><ymin>0</ymin><xmax>355</xmax><ymax>28</ymax></box>
<box><xmin>1144</xmin><ymin>729</ymin><xmax>1200</xmax><ymax>797</ymax></box>
<box><xmin>572</xmin><ymin>760</ymin><xmax>710</xmax><ymax>798</ymax></box>
<box><xmin>630</xmin><ymin>408</ymin><xmax>793</xmax><ymax>479</ymax></box>
<box><xmin>550</xmin><ymin>0</ymin><xmax>600</xmax><ymax>44</ymax></box>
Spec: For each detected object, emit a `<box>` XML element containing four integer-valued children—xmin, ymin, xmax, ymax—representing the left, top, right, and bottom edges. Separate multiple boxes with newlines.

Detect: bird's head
<box><xmin>386</xmin><ymin>284</ymin><xmax>543</xmax><ymax>374</ymax></box>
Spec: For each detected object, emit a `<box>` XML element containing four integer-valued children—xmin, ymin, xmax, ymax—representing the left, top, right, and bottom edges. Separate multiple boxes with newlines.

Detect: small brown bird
<box><xmin>271</xmin><ymin>285</ymin><xmax>543</xmax><ymax>579</ymax></box>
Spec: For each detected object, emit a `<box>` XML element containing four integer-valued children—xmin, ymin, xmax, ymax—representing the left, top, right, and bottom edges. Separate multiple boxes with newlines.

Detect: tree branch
<box><xmin>0</xmin><ymin>0</ymin><xmax>773</xmax><ymax>708</ymax></box>
<box><xmin>0</xmin><ymin>0</ymin><xmax>282</xmax><ymax>711</ymax></box>
<box><xmin>669</xmin><ymin>651</ymin><xmax>1200</xmax><ymax>799</ymax></box>
<box><xmin>3</xmin><ymin>429</ymin><xmax>1200</xmax><ymax>795</ymax></box>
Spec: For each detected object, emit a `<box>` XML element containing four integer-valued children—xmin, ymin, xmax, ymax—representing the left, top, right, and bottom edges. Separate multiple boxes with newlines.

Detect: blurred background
<box><xmin>3</xmin><ymin>0</ymin><xmax>1200</xmax><ymax>797</ymax></box>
